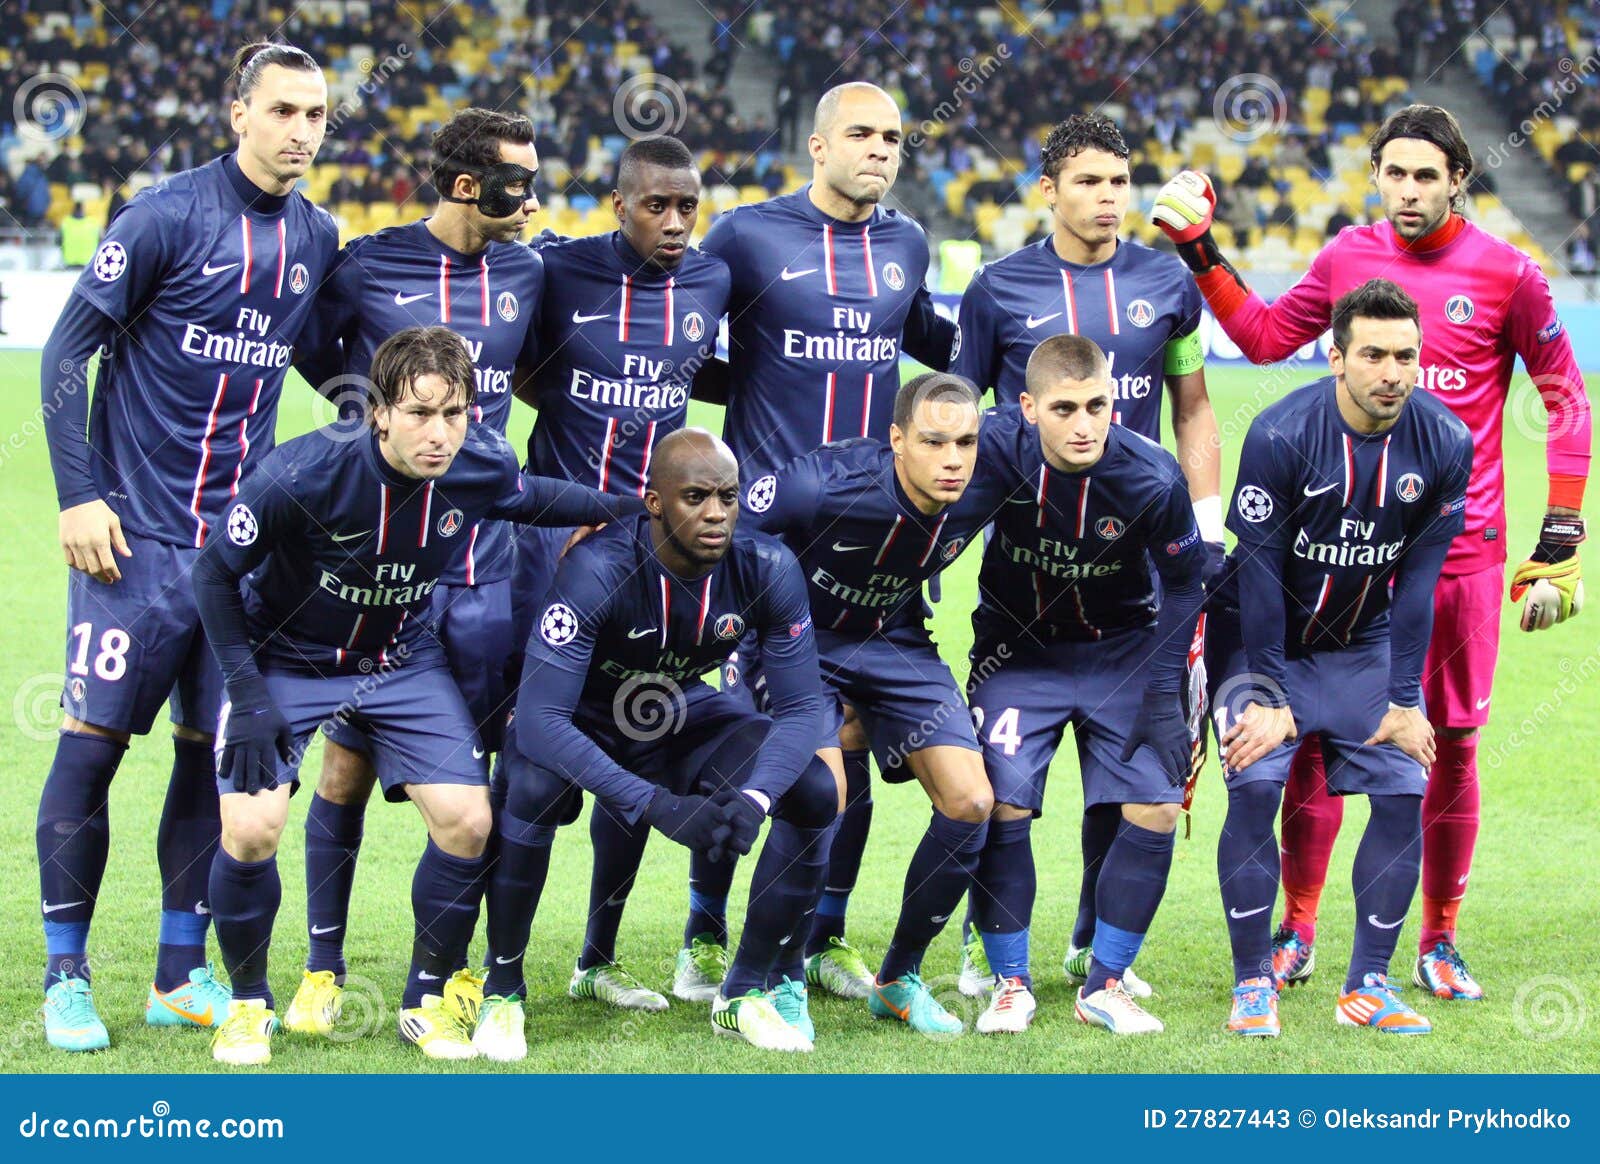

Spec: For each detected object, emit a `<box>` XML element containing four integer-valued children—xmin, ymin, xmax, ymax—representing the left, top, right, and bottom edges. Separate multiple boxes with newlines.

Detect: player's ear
<box><xmin>230</xmin><ymin>99</ymin><xmax>249</xmax><ymax>137</ymax></box>
<box><xmin>1038</xmin><ymin>173</ymin><xmax>1055</xmax><ymax>208</ymax></box>
<box><xmin>611</xmin><ymin>189</ymin><xmax>625</xmax><ymax>223</ymax></box>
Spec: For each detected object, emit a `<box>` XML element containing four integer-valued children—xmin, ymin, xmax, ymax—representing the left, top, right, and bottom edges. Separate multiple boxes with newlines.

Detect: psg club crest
<box><xmin>92</xmin><ymin>241</ymin><xmax>127</xmax><ymax>282</ymax></box>
<box><xmin>1236</xmin><ymin>485</ymin><xmax>1273</xmax><ymax>523</ymax></box>
<box><xmin>714</xmin><ymin>613</ymin><xmax>746</xmax><ymax>641</ymax></box>
<box><xmin>1126</xmin><ymin>299</ymin><xmax>1155</xmax><ymax>328</ymax></box>
<box><xmin>1444</xmin><ymin>295</ymin><xmax>1474</xmax><ymax>325</ymax></box>
<box><xmin>68</xmin><ymin>678</ymin><xmax>86</xmax><ymax>704</ymax></box>
<box><xmin>683</xmin><ymin>311</ymin><xmax>705</xmax><ymax>342</ymax></box>
<box><xmin>289</xmin><ymin>263</ymin><xmax>310</xmax><ymax>295</ymax></box>
<box><xmin>941</xmin><ymin>537</ymin><xmax>966</xmax><ymax>562</ymax></box>
<box><xmin>226</xmin><ymin>503</ymin><xmax>258</xmax><ymax>546</ymax></box>
<box><xmin>540</xmin><ymin>603</ymin><xmax>578</xmax><ymax>646</ymax></box>
<box><xmin>1396</xmin><ymin>472</ymin><xmax>1424</xmax><ymax>504</ymax></box>
<box><xmin>1095</xmin><ymin>516</ymin><xmax>1125</xmax><ymax>540</ymax></box>
<box><xmin>437</xmin><ymin>508</ymin><xmax>464</xmax><ymax>537</ymax></box>
<box><xmin>882</xmin><ymin>261</ymin><xmax>906</xmax><ymax>291</ymax></box>
<box><xmin>497</xmin><ymin>291</ymin><xmax>519</xmax><ymax>322</ymax></box>
<box><xmin>745</xmin><ymin>474</ymin><xmax>777</xmax><ymax>513</ymax></box>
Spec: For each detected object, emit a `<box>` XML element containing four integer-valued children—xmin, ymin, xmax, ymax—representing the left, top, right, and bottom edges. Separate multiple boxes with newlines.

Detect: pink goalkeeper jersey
<box><xmin>1215</xmin><ymin>218</ymin><xmax>1592</xmax><ymax>574</ymax></box>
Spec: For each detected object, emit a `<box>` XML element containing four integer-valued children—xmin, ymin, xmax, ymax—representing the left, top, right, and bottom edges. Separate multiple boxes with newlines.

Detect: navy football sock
<box><xmin>1087</xmin><ymin>818</ymin><xmax>1174</xmax><ymax>986</ymax></box>
<box><xmin>878</xmin><ymin>812</ymin><xmax>988</xmax><ymax>984</ymax></box>
<box><xmin>1218</xmin><ymin>781</ymin><xmax>1283</xmax><ymax>984</ymax></box>
<box><xmin>1072</xmin><ymin>803</ymin><xmax>1120</xmax><ymax>949</ymax></box>
<box><xmin>1346</xmin><ymin>793</ymin><xmax>1422</xmax><ymax>992</ymax></box>
<box><xmin>209</xmin><ymin>849</ymin><xmax>280</xmax><ymax>1007</ymax></box>
<box><xmin>483</xmin><ymin>812</ymin><xmax>554</xmax><ymax>998</ymax></box>
<box><xmin>973</xmin><ymin>815</ymin><xmax>1036</xmax><ymax>987</ymax></box>
<box><xmin>579</xmin><ymin>807</ymin><xmax>649</xmax><ymax>970</ymax></box>
<box><xmin>805</xmin><ymin>747</ymin><xmax>870</xmax><ymax>955</ymax></box>
<box><xmin>304</xmin><ymin>793</ymin><xmax>365</xmax><ymax>978</ymax></box>
<box><xmin>155</xmin><ymin>736</ymin><xmax>219</xmax><ymax>990</ymax></box>
<box><xmin>724</xmin><ymin>820</ymin><xmax>829</xmax><ymax>998</ymax></box>
<box><xmin>686</xmin><ymin>847</ymin><xmax>737</xmax><ymax>947</ymax></box>
<box><xmin>37</xmin><ymin>730</ymin><xmax>124</xmax><ymax>989</ymax></box>
<box><xmin>404</xmin><ymin>840</ymin><xmax>488</xmax><ymax>1009</ymax></box>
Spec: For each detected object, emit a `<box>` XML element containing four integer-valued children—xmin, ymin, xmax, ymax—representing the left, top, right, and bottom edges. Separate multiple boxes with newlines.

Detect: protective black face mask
<box><xmin>439</xmin><ymin>162</ymin><xmax>536</xmax><ymax>219</ymax></box>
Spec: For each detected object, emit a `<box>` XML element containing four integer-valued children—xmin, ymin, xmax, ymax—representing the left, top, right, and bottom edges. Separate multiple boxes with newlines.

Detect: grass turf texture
<box><xmin>1</xmin><ymin>349</ymin><xmax>1596</xmax><ymax>1073</ymax></box>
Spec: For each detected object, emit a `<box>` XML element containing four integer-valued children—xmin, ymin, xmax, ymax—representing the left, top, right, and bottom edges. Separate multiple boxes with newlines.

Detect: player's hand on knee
<box><xmin>59</xmin><ymin>499</ymin><xmax>132</xmax><ymax>584</ymax></box>
<box><xmin>711</xmin><ymin>786</ymin><xmax>767</xmax><ymax>856</ymax></box>
<box><xmin>1121</xmin><ymin>688</ymin><xmax>1191</xmax><ymax>786</ymax></box>
<box><xmin>1511</xmin><ymin>515</ymin><xmax>1585</xmax><ymax>630</ymax></box>
<box><xmin>221</xmin><ymin>704</ymin><xmax>296</xmax><ymax>795</ymax></box>
<box><xmin>1221</xmin><ymin>701</ymin><xmax>1297</xmax><ymax>773</ymax></box>
<box><xmin>642</xmin><ymin>788</ymin><xmax>733</xmax><ymax>855</ymax></box>
<box><xmin>1365</xmin><ymin>705</ymin><xmax>1435</xmax><ymax>768</ymax></box>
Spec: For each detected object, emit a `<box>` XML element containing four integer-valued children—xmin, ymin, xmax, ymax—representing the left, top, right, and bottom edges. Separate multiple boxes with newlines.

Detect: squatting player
<box><xmin>482</xmin><ymin>429</ymin><xmax>833</xmax><ymax>1057</ymax></box>
<box><xmin>1211</xmin><ymin>280</ymin><xmax>1472</xmax><ymax>1037</ymax></box>
<box><xmin>694</xmin><ymin>81</ymin><xmax>959</xmax><ymax>1002</ymax></box>
<box><xmin>192</xmin><ymin>327</ymin><xmax>640</xmax><ymax>1066</ymax></box>
<box><xmin>962</xmin><ymin>336</ymin><xmax>1207</xmax><ymax>1035</ymax></box>
<box><xmin>514</xmin><ymin>134</ymin><xmax>730</xmax><ymax>1015</ymax></box>
<box><xmin>1154</xmin><ymin>104</ymin><xmax>1590</xmax><ymax>999</ymax></box>
<box><xmin>952</xmin><ymin>113</ymin><xmax>1223</xmax><ymax>998</ymax></box>
<box><xmin>37</xmin><ymin>42</ymin><xmax>338</xmax><ymax>1051</ymax></box>
<box><xmin>287</xmin><ymin>107</ymin><xmax>545</xmax><ymax>1035</ymax></box>
<box><xmin>737</xmin><ymin>373</ymin><xmax>1021</xmax><ymax>1040</ymax></box>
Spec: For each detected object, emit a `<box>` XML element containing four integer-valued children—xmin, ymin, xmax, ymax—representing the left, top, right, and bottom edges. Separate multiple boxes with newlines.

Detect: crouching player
<box><xmin>192</xmin><ymin>327</ymin><xmax>641</xmax><ymax>1065</ymax></box>
<box><xmin>1212</xmin><ymin>281</ymin><xmax>1472</xmax><ymax>1037</ymax></box>
<box><xmin>962</xmin><ymin>335</ymin><xmax>1208</xmax><ymax>1034</ymax></box>
<box><xmin>481</xmin><ymin>428</ymin><xmax>834</xmax><ymax>1058</ymax></box>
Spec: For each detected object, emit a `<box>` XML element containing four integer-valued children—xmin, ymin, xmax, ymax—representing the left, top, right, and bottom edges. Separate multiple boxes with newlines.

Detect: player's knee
<box><xmin>60</xmin><ymin>716</ymin><xmax>130</xmax><ymax>746</ymax></box>
<box><xmin>1224</xmin><ymin>780</ymin><xmax>1281</xmax><ymax>829</ymax></box>
<box><xmin>507</xmin><ymin>769</ymin><xmax>583</xmax><ymax>827</ymax></box>
<box><xmin>776</xmin><ymin>756</ymin><xmax>839</xmax><ymax>830</ymax></box>
<box><xmin>317</xmin><ymin>741</ymin><xmax>376</xmax><ymax>805</ymax></box>
<box><xmin>172</xmin><ymin>724</ymin><xmax>214</xmax><ymax>745</ymax></box>
<box><xmin>1124</xmin><ymin>802</ymin><xmax>1182</xmax><ymax>834</ymax></box>
<box><xmin>993</xmin><ymin>802</ymin><xmax>1033</xmax><ymax>822</ymax></box>
<box><xmin>221</xmin><ymin>815</ymin><xmax>284</xmax><ymax>862</ymax></box>
<box><xmin>429</xmin><ymin>801</ymin><xmax>493</xmax><ymax>858</ymax></box>
<box><xmin>938</xmin><ymin>785</ymin><xmax>994</xmax><ymax>824</ymax></box>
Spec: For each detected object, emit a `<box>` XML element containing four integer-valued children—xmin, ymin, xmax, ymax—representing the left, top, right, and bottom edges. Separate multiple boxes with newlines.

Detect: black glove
<box><xmin>642</xmin><ymin>788</ymin><xmax>733</xmax><ymax>854</ymax></box>
<box><xmin>1120</xmin><ymin>687</ymin><xmax>1191</xmax><ymax>787</ymax></box>
<box><xmin>219</xmin><ymin>697</ymin><xmax>296</xmax><ymax>794</ymax></box>
<box><xmin>711</xmin><ymin>785</ymin><xmax>766</xmax><ymax>857</ymax></box>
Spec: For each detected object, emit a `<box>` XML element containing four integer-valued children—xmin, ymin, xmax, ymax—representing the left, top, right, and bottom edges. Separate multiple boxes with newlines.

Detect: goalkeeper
<box><xmin>1150</xmin><ymin>104</ymin><xmax>1590</xmax><ymax>1002</ymax></box>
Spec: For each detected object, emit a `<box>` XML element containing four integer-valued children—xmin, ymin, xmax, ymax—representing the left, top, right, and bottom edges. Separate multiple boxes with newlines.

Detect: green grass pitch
<box><xmin>1</xmin><ymin>349</ymin><xmax>1596</xmax><ymax>1073</ymax></box>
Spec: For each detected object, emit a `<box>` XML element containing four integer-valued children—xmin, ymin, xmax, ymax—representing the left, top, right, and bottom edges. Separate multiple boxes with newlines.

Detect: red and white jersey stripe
<box><xmin>1103</xmin><ymin>269</ymin><xmax>1119</xmax><ymax>335</ymax></box>
<box><xmin>861</xmin><ymin>225</ymin><xmax>877</xmax><ymax>297</ymax></box>
<box><xmin>1060</xmin><ymin>270</ymin><xmax>1078</xmax><ymax>333</ymax></box>
<box><xmin>916</xmin><ymin>513</ymin><xmax>949</xmax><ymax>568</ymax></box>
<box><xmin>189</xmin><ymin>373</ymin><xmax>230</xmax><ymax>547</ymax></box>
<box><xmin>873</xmin><ymin>515</ymin><xmax>906</xmax><ymax>566</ymax></box>
<box><xmin>1303</xmin><ymin>574</ymin><xmax>1333</xmax><ymax>644</ymax></box>
<box><xmin>438</xmin><ymin>254</ymin><xmax>452</xmax><ymax>323</ymax></box>
<box><xmin>272</xmin><ymin>219</ymin><xmax>287</xmax><ymax>298</ymax></box>
<box><xmin>1373</xmin><ymin>435</ymin><xmax>1391</xmax><ymax>508</ymax></box>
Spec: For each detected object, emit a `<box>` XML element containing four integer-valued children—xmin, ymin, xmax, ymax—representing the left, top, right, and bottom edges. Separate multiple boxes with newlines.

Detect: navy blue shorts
<box><xmin>323</xmin><ymin>577</ymin><xmax>517</xmax><ymax>755</ymax></box>
<box><xmin>816</xmin><ymin>623</ymin><xmax>979</xmax><ymax>779</ymax></box>
<box><xmin>1205</xmin><ymin>603</ymin><xmax>1426</xmax><ymax>797</ymax></box>
<box><xmin>219</xmin><ymin>663</ymin><xmax>488</xmax><ymax>802</ymax></box>
<box><xmin>61</xmin><ymin>533</ymin><xmax>223</xmax><ymax>735</ymax></box>
<box><xmin>966</xmin><ymin>613</ymin><xmax>1184</xmax><ymax>814</ymax></box>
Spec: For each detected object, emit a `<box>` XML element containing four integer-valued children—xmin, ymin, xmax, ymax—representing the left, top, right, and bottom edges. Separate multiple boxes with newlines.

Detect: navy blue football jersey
<box><xmin>978</xmin><ymin>407</ymin><xmax>1207</xmax><ymax>640</ymax></box>
<box><xmin>1227</xmin><ymin>377</ymin><xmax>1473</xmax><ymax>652</ymax></box>
<box><xmin>195</xmin><ymin>423</ymin><xmax>641</xmax><ymax>679</ymax></box>
<box><xmin>952</xmin><ymin>238</ymin><xmax>1202</xmax><ymax>439</ymax></box>
<box><xmin>516</xmin><ymin>515</ymin><xmax>823</xmax><ymax>819</ymax></box>
<box><xmin>295</xmin><ymin>220</ymin><xmax>546</xmax><ymax>585</ymax></box>
<box><xmin>743</xmin><ymin>436</ymin><xmax>1018</xmax><ymax>633</ymax></box>
<box><xmin>701</xmin><ymin>186</ymin><xmax>956</xmax><ymax>481</ymax></box>
<box><xmin>525</xmin><ymin>232</ymin><xmax>730</xmax><ymax>497</ymax></box>
<box><xmin>66</xmin><ymin>154</ymin><xmax>339</xmax><ymax>547</ymax></box>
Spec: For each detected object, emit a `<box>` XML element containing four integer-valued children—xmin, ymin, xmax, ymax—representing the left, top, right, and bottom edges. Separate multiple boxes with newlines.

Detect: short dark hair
<box><xmin>1369</xmin><ymin>104</ymin><xmax>1473</xmax><ymax>211</ymax></box>
<box><xmin>1040</xmin><ymin>114</ymin><xmax>1130</xmax><ymax>182</ymax></box>
<box><xmin>1330</xmin><ymin>279</ymin><xmax>1420</xmax><ymax>351</ymax></box>
<box><xmin>368</xmin><ymin>326</ymin><xmax>477</xmax><ymax>414</ymax></box>
<box><xmin>892</xmin><ymin>372</ymin><xmax>982</xmax><ymax>432</ymax></box>
<box><xmin>431</xmin><ymin>108</ymin><xmax>536</xmax><ymax>200</ymax></box>
<box><xmin>230</xmin><ymin>42</ymin><xmax>320</xmax><ymax>103</ymax></box>
<box><xmin>1025</xmin><ymin>334</ymin><xmax>1109</xmax><ymax>396</ymax></box>
<box><xmin>616</xmin><ymin>134</ymin><xmax>697</xmax><ymax>193</ymax></box>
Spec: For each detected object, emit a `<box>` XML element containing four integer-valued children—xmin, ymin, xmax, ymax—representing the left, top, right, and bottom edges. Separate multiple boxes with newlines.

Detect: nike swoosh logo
<box><xmin>1303</xmin><ymin>482</ymin><xmax>1340</xmax><ymax>498</ymax></box>
<box><xmin>202</xmin><ymin>261</ymin><xmax>239</xmax><ymax>276</ymax></box>
<box><xmin>1457</xmin><ymin>873</ymin><xmax>1470</xmax><ymax>885</ymax></box>
<box><xmin>831</xmin><ymin>541</ymin><xmax>872</xmax><ymax>552</ymax></box>
<box><xmin>571</xmin><ymin>309</ymin><xmax>610</xmax><ymax>324</ymax></box>
<box><xmin>1475</xmin><ymin>697</ymin><xmax>1491</xmax><ymax>709</ymax></box>
<box><xmin>1025</xmin><ymin>311</ymin><xmax>1062</xmax><ymax>328</ymax></box>
<box><xmin>780</xmin><ymin>266</ymin><xmax>817</xmax><ymax>281</ymax></box>
<box><xmin>472</xmin><ymin>747</ymin><xmax>485</xmax><ymax>759</ymax></box>
<box><xmin>330</xmin><ymin>530</ymin><xmax>371</xmax><ymax>543</ymax></box>
<box><xmin>41</xmin><ymin>900</ymin><xmax>85</xmax><ymax>914</ymax></box>
<box><xmin>158</xmin><ymin>999</ymin><xmax>213</xmax><ymax>1024</ymax></box>
<box><xmin>1229</xmin><ymin>904</ymin><xmax>1271</xmax><ymax>919</ymax></box>
<box><xmin>1367</xmin><ymin>914</ymin><xmax>1405</xmax><ymax>930</ymax></box>
<box><xmin>930</xmin><ymin>914</ymin><xmax>950</xmax><ymax>924</ymax></box>
<box><xmin>310</xmin><ymin>924</ymin><xmax>341</xmax><ymax>935</ymax></box>
<box><xmin>417</xmin><ymin>971</ymin><xmax>441</xmax><ymax>981</ymax></box>
<box><xmin>495</xmin><ymin>953</ymin><xmax>522</xmax><ymax>964</ymax></box>
<box><xmin>627</xmin><ymin>627</ymin><xmax>657</xmax><ymax>639</ymax></box>
<box><xmin>394</xmin><ymin>291</ymin><xmax>431</xmax><ymax>306</ymax></box>
<box><xmin>194</xmin><ymin>901</ymin><xmax>210</xmax><ymax>915</ymax></box>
